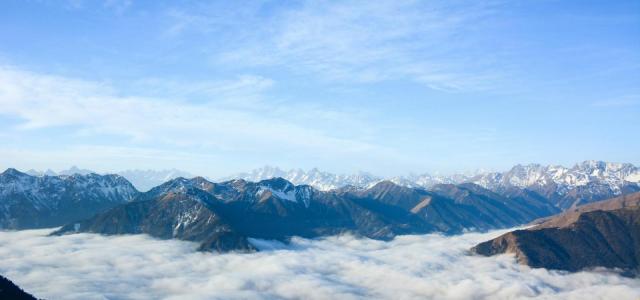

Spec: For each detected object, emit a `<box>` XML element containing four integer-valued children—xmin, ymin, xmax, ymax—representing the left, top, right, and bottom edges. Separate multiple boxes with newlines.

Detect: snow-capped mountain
<box><xmin>223</xmin><ymin>166</ymin><xmax>380</xmax><ymax>191</ymax></box>
<box><xmin>228</xmin><ymin>161</ymin><xmax>640</xmax><ymax>208</ymax></box>
<box><xmin>228</xmin><ymin>167</ymin><xmax>498</xmax><ymax>192</ymax></box>
<box><xmin>25</xmin><ymin>166</ymin><xmax>94</xmax><ymax>177</ymax></box>
<box><xmin>24</xmin><ymin>167</ymin><xmax>193</xmax><ymax>192</ymax></box>
<box><xmin>117</xmin><ymin>169</ymin><xmax>194</xmax><ymax>192</ymax></box>
<box><xmin>388</xmin><ymin>173</ymin><xmax>473</xmax><ymax>189</ymax></box>
<box><xmin>469</xmin><ymin>161</ymin><xmax>639</xmax><ymax>190</ymax></box>
<box><xmin>0</xmin><ymin>168</ymin><xmax>138</xmax><ymax>229</ymax></box>
<box><xmin>468</xmin><ymin>161</ymin><xmax>640</xmax><ymax>208</ymax></box>
<box><xmin>15</xmin><ymin>161</ymin><xmax>640</xmax><ymax>209</ymax></box>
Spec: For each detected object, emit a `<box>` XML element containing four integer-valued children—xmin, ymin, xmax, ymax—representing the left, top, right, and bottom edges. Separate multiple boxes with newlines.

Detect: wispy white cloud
<box><xmin>168</xmin><ymin>1</ymin><xmax>507</xmax><ymax>91</ymax></box>
<box><xmin>0</xmin><ymin>65</ymin><xmax>356</xmax><ymax>143</ymax></box>
<box><xmin>0</xmin><ymin>228</ymin><xmax>638</xmax><ymax>299</ymax></box>
<box><xmin>0</xmin><ymin>65</ymin><xmax>401</xmax><ymax>175</ymax></box>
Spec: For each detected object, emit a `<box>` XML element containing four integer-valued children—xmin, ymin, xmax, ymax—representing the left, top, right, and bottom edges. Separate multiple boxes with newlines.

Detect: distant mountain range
<box><xmin>222</xmin><ymin>165</ymin><xmax>480</xmax><ymax>190</ymax></box>
<box><xmin>25</xmin><ymin>167</ymin><xmax>193</xmax><ymax>192</ymax></box>
<box><xmin>473</xmin><ymin>192</ymin><xmax>640</xmax><ymax>276</ymax></box>
<box><xmin>0</xmin><ymin>168</ymin><xmax>137</xmax><ymax>229</ymax></box>
<box><xmin>222</xmin><ymin>166</ymin><xmax>382</xmax><ymax>191</ymax></box>
<box><xmin>23</xmin><ymin>161</ymin><xmax>640</xmax><ymax>206</ymax></box>
<box><xmin>229</xmin><ymin>161</ymin><xmax>640</xmax><ymax>209</ymax></box>
<box><xmin>25</xmin><ymin>166</ymin><xmax>94</xmax><ymax>177</ymax></box>
<box><xmin>469</xmin><ymin>161</ymin><xmax>640</xmax><ymax>209</ymax></box>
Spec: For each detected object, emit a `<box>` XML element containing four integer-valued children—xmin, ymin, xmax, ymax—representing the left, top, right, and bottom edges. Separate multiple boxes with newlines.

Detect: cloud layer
<box><xmin>0</xmin><ymin>65</ymin><xmax>398</xmax><ymax>176</ymax></box>
<box><xmin>0</xmin><ymin>229</ymin><xmax>638</xmax><ymax>300</ymax></box>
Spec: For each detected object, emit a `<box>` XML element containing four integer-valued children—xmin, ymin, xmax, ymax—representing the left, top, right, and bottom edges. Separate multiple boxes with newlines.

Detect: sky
<box><xmin>0</xmin><ymin>0</ymin><xmax>638</xmax><ymax>177</ymax></box>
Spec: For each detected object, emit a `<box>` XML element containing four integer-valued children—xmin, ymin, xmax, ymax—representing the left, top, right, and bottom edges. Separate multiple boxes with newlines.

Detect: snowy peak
<box><xmin>228</xmin><ymin>162</ymin><xmax>640</xmax><ymax>194</ymax></box>
<box><xmin>143</xmin><ymin>176</ymin><xmax>314</xmax><ymax>208</ymax></box>
<box><xmin>466</xmin><ymin>161</ymin><xmax>640</xmax><ymax>208</ymax></box>
<box><xmin>227</xmin><ymin>161</ymin><xmax>640</xmax><ymax>209</ymax></box>
<box><xmin>470</xmin><ymin>160</ymin><xmax>640</xmax><ymax>189</ymax></box>
<box><xmin>255</xmin><ymin>177</ymin><xmax>314</xmax><ymax>207</ymax></box>
<box><xmin>24</xmin><ymin>166</ymin><xmax>94</xmax><ymax>177</ymax></box>
<box><xmin>225</xmin><ymin>166</ymin><xmax>380</xmax><ymax>191</ymax></box>
<box><xmin>117</xmin><ymin>169</ymin><xmax>195</xmax><ymax>192</ymax></box>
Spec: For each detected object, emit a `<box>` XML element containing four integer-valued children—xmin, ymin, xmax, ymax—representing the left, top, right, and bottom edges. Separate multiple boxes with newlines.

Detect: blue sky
<box><xmin>0</xmin><ymin>0</ymin><xmax>638</xmax><ymax>177</ymax></box>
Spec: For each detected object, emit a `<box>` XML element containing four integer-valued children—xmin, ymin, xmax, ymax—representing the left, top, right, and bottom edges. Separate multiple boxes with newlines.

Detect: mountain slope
<box><xmin>0</xmin><ymin>168</ymin><xmax>138</xmax><ymax>229</ymax></box>
<box><xmin>472</xmin><ymin>192</ymin><xmax>640</xmax><ymax>276</ymax></box>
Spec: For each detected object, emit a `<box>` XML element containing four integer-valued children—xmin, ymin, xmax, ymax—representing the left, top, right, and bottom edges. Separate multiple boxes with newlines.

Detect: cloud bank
<box><xmin>0</xmin><ymin>229</ymin><xmax>638</xmax><ymax>300</ymax></box>
<box><xmin>0</xmin><ymin>65</ymin><xmax>399</xmax><ymax>176</ymax></box>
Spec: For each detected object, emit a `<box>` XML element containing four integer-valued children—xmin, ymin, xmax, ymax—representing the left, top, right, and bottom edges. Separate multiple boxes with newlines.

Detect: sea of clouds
<box><xmin>0</xmin><ymin>228</ymin><xmax>639</xmax><ymax>300</ymax></box>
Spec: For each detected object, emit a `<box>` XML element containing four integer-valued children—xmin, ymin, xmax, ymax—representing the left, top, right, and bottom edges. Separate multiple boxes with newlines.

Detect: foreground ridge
<box><xmin>472</xmin><ymin>192</ymin><xmax>640</xmax><ymax>276</ymax></box>
<box><xmin>0</xmin><ymin>274</ymin><xmax>38</xmax><ymax>300</ymax></box>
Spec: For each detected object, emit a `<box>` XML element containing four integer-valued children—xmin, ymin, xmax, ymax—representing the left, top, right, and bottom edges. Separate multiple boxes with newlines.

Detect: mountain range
<box><xmin>23</xmin><ymin>160</ymin><xmax>640</xmax><ymax>207</ymax></box>
<box><xmin>3</xmin><ymin>160</ymin><xmax>639</xmax><ymax>264</ymax></box>
<box><xmin>53</xmin><ymin>177</ymin><xmax>559</xmax><ymax>252</ymax></box>
<box><xmin>229</xmin><ymin>161</ymin><xmax>640</xmax><ymax>209</ymax></box>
